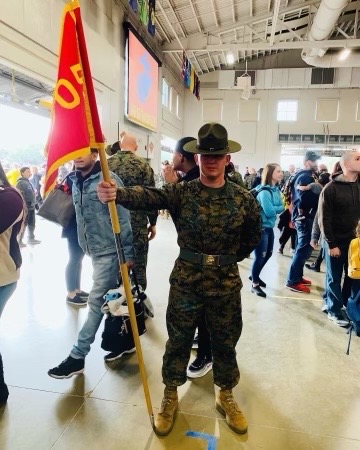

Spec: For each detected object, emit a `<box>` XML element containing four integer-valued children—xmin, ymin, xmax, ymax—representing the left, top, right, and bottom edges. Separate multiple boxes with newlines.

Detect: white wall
<box><xmin>183</xmin><ymin>87</ymin><xmax>360</xmax><ymax>171</ymax></box>
<box><xmin>0</xmin><ymin>0</ymin><xmax>184</xmax><ymax>172</ymax></box>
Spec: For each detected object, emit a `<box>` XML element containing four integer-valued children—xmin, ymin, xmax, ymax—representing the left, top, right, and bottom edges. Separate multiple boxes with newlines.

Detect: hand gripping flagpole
<box><xmin>98</xmin><ymin>146</ymin><xmax>155</xmax><ymax>430</ymax></box>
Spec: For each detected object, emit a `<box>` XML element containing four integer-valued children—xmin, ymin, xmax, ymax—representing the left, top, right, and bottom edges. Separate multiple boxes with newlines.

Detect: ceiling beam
<box><xmin>232</xmin><ymin>0</ymin><xmax>236</xmax><ymax>22</ymax></box>
<box><xmin>269</xmin><ymin>0</ymin><xmax>281</xmax><ymax>46</ymax></box>
<box><xmin>163</xmin><ymin>39</ymin><xmax>360</xmax><ymax>52</ymax></box>
<box><xmin>336</xmin><ymin>26</ymin><xmax>351</xmax><ymax>39</ymax></box>
<box><xmin>246</xmin><ymin>25</ymin><xmax>267</xmax><ymax>42</ymax></box>
<box><xmin>189</xmin><ymin>0</ymin><xmax>202</xmax><ymax>34</ymax></box>
<box><xmin>210</xmin><ymin>0</ymin><xmax>219</xmax><ymax>28</ymax></box>
<box><xmin>250</xmin><ymin>0</ymin><xmax>253</xmax><ymax>17</ymax></box>
<box><xmin>279</xmin><ymin>17</ymin><xmax>305</xmax><ymax>40</ymax></box>
<box><xmin>162</xmin><ymin>0</ymin><xmax>320</xmax><ymax>50</ymax></box>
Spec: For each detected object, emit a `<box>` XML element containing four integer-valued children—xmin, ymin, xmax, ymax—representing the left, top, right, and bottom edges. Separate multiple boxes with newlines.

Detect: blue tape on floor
<box><xmin>186</xmin><ymin>431</ymin><xmax>217</xmax><ymax>450</ymax></box>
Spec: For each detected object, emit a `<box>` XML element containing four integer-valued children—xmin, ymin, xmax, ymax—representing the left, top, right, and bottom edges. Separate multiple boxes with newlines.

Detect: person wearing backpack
<box><xmin>285</xmin><ymin>151</ymin><xmax>321</xmax><ymax>293</ymax></box>
<box><xmin>250</xmin><ymin>163</ymin><xmax>284</xmax><ymax>297</ymax></box>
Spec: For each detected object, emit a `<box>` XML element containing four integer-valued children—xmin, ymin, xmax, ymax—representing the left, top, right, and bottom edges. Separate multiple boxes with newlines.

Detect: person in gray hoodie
<box><xmin>16</xmin><ymin>167</ymin><xmax>40</xmax><ymax>246</ymax></box>
<box><xmin>318</xmin><ymin>149</ymin><xmax>360</xmax><ymax>327</ymax></box>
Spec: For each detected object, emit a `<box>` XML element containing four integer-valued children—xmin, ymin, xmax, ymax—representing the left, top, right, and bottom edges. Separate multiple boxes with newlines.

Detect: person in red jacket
<box><xmin>0</xmin><ymin>161</ymin><xmax>25</xmax><ymax>407</ymax></box>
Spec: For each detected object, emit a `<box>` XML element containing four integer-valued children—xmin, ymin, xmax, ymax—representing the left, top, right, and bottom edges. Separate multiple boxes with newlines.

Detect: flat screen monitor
<box><xmin>125</xmin><ymin>26</ymin><xmax>160</xmax><ymax>132</ymax></box>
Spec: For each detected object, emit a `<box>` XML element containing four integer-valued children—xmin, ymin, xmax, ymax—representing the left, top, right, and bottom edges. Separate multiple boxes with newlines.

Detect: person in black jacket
<box><xmin>285</xmin><ymin>151</ymin><xmax>320</xmax><ymax>294</ymax></box>
<box><xmin>318</xmin><ymin>149</ymin><xmax>360</xmax><ymax>327</ymax></box>
<box><xmin>16</xmin><ymin>167</ymin><xmax>40</xmax><ymax>246</ymax></box>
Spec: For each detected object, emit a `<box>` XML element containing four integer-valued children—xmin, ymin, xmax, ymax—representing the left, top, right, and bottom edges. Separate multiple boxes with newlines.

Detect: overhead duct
<box><xmin>301</xmin><ymin>0</ymin><xmax>360</xmax><ymax>68</ymax></box>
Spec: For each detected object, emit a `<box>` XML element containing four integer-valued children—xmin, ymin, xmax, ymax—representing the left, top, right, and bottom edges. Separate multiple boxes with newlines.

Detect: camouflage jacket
<box><xmin>226</xmin><ymin>170</ymin><xmax>245</xmax><ymax>188</ymax></box>
<box><xmin>108</xmin><ymin>151</ymin><xmax>158</xmax><ymax>234</ymax></box>
<box><xmin>115</xmin><ymin>179</ymin><xmax>261</xmax><ymax>296</ymax></box>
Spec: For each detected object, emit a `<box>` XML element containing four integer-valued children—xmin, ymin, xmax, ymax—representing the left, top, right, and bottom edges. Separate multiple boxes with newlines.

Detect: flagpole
<box><xmin>98</xmin><ymin>145</ymin><xmax>155</xmax><ymax>430</ymax></box>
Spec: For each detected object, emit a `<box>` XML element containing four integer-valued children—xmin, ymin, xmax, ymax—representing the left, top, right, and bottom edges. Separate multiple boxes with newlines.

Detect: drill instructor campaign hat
<box><xmin>183</xmin><ymin>122</ymin><xmax>241</xmax><ymax>155</ymax></box>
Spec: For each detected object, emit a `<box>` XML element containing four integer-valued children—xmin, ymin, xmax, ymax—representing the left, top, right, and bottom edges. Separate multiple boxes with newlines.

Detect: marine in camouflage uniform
<box><xmin>98</xmin><ymin>123</ymin><xmax>262</xmax><ymax>436</ymax></box>
<box><xmin>107</xmin><ymin>140</ymin><xmax>158</xmax><ymax>290</ymax></box>
<box><xmin>113</xmin><ymin>178</ymin><xmax>261</xmax><ymax>388</ymax></box>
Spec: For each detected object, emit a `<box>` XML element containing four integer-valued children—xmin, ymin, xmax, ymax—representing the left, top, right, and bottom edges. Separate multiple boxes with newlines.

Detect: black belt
<box><xmin>179</xmin><ymin>249</ymin><xmax>237</xmax><ymax>266</ymax></box>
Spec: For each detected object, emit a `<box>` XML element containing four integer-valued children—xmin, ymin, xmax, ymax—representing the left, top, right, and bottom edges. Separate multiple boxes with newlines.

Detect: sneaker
<box><xmin>251</xmin><ymin>285</ymin><xmax>266</xmax><ymax>298</ymax></box>
<box><xmin>154</xmin><ymin>388</ymin><xmax>178</xmax><ymax>436</ymax></box>
<box><xmin>192</xmin><ymin>333</ymin><xmax>198</xmax><ymax>349</ymax></box>
<box><xmin>104</xmin><ymin>347</ymin><xmax>136</xmax><ymax>362</ymax></box>
<box><xmin>48</xmin><ymin>356</ymin><xmax>84</xmax><ymax>379</ymax></box>
<box><xmin>300</xmin><ymin>277</ymin><xmax>312</xmax><ymax>286</ymax></box>
<box><xmin>327</xmin><ymin>312</ymin><xmax>349</xmax><ymax>327</ymax></box>
<box><xmin>285</xmin><ymin>283</ymin><xmax>310</xmax><ymax>294</ymax></box>
<box><xmin>216</xmin><ymin>390</ymin><xmax>248</xmax><ymax>434</ymax></box>
<box><xmin>249</xmin><ymin>276</ymin><xmax>266</xmax><ymax>288</ymax></box>
<box><xmin>77</xmin><ymin>291</ymin><xmax>89</xmax><ymax>299</ymax></box>
<box><xmin>187</xmin><ymin>355</ymin><xmax>212</xmax><ymax>378</ymax></box>
<box><xmin>66</xmin><ymin>294</ymin><xmax>87</xmax><ymax>306</ymax></box>
<box><xmin>305</xmin><ymin>263</ymin><xmax>320</xmax><ymax>272</ymax></box>
<box><xmin>27</xmin><ymin>238</ymin><xmax>41</xmax><ymax>245</ymax></box>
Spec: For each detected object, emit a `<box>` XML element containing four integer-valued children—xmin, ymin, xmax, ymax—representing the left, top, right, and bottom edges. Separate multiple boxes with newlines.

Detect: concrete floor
<box><xmin>0</xmin><ymin>217</ymin><xmax>359</xmax><ymax>450</ymax></box>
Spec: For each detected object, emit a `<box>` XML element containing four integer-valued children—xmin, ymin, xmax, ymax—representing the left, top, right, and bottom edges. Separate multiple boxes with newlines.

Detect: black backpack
<box><xmin>250</xmin><ymin>185</ymin><xmax>273</xmax><ymax>200</ymax></box>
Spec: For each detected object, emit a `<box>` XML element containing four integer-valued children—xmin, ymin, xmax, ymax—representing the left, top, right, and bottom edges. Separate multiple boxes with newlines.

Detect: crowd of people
<box><xmin>1</xmin><ymin>123</ymin><xmax>360</xmax><ymax>438</ymax></box>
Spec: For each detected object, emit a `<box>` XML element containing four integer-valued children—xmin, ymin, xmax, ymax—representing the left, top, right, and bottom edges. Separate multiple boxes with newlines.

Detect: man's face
<box><xmin>74</xmin><ymin>152</ymin><xmax>98</xmax><ymax>171</ymax></box>
<box><xmin>345</xmin><ymin>150</ymin><xmax>360</xmax><ymax>173</ymax></box>
<box><xmin>288</xmin><ymin>164</ymin><xmax>295</xmax><ymax>173</ymax></box>
<box><xmin>305</xmin><ymin>160</ymin><xmax>319</xmax><ymax>172</ymax></box>
<box><xmin>22</xmin><ymin>168</ymin><xmax>31</xmax><ymax>179</ymax></box>
<box><xmin>195</xmin><ymin>153</ymin><xmax>230</xmax><ymax>180</ymax></box>
<box><xmin>172</xmin><ymin>151</ymin><xmax>183</xmax><ymax>171</ymax></box>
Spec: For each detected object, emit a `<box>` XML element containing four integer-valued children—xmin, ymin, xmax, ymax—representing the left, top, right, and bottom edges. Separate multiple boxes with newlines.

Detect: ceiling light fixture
<box><xmin>226</xmin><ymin>53</ymin><xmax>235</xmax><ymax>65</ymax></box>
<box><xmin>339</xmin><ymin>48</ymin><xmax>351</xmax><ymax>61</ymax></box>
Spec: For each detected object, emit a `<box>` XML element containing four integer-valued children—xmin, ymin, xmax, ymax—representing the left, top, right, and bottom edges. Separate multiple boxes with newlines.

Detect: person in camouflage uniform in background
<box><xmin>97</xmin><ymin>123</ymin><xmax>261</xmax><ymax>437</ymax></box>
<box><xmin>106</xmin><ymin>133</ymin><xmax>158</xmax><ymax>290</ymax></box>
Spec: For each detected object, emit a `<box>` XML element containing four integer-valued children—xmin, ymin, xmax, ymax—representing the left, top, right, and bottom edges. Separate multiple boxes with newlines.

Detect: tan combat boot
<box><xmin>216</xmin><ymin>389</ymin><xmax>248</xmax><ymax>434</ymax></box>
<box><xmin>154</xmin><ymin>387</ymin><xmax>178</xmax><ymax>436</ymax></box>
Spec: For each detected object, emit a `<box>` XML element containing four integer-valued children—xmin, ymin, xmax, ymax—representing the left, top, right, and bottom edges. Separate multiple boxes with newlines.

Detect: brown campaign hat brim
<box><xmin>183</xmin><ymin>139</ymin><xmax>241</xmax><ymax>155</ymax></box>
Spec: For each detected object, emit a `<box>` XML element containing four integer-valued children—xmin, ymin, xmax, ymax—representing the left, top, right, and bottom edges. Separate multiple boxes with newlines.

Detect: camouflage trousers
<box><xmin>162</xmin><ymin>286</ymin><xmax>243</xmax><ymax>390</ymax></box>
<box><xmin>131</xmin><ymin>230</ymin><xmax>149</xmax><ymax>291</ymax></box>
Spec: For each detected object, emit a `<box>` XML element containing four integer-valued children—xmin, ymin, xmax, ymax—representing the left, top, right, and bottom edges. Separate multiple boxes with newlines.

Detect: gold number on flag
<box><xmin>54</xmin><ymin>64</ymin><xmax>83</xmax><ymax>109</ymax></box>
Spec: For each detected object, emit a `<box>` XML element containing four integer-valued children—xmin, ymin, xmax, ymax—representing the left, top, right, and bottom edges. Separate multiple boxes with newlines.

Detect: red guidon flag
<box><xmin>44</xmin><ymin>0</ymin><xmax>104</xmax><ymax>195</ymax></box>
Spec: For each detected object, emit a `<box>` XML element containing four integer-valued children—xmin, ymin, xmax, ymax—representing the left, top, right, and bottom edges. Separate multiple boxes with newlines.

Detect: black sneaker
<box><xmin>77</xmin><ymin>291</ymin><xmax>89</xmax><ymax>299</ymax></box>
<box><xmin>305</xmin><ymin>262</ymin><xmax>320</xmax><ymax>272</ymax></box>
<box><xmin>187</xmin><ymin>355</ymin><xmax>212</xmax><ymax>378</ymax></box>
<box><xmin>66</xmin><ymin>294</ymin><xmax>87</xmax><ymax>306</ymax></box>
<box><xmin>104</xmin><ymin>347</ymin><xmax>136</xmax><ymax>362</ymax></box>
<box><xmin>251</xmin><ymin>285</ymin><xmax>266</xmax><ymax>298</ymax></box>
<box><xmin>249</xmin><ymin>276</ymin><xmax>266</xmax><ymax>288</ymax></box>
<box><xmin>192</xmin><ymin>333</ymin><xmax>198</xmax><ymax>349</ymax></box>
<box><xmin>48</xmin><ymin>356</ymin><xmax>84</xmax><ymax>379</ymax></box>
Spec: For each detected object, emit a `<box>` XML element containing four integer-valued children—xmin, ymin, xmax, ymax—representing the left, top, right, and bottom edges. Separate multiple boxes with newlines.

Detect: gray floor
<box><xmin>0</xmin><ymin>217</ymin><xmax>359</xmax><ymax>450</ymax></box>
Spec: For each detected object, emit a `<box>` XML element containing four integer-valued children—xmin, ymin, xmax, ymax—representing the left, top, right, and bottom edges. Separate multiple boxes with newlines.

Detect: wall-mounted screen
<box><xmin>125</xmin><ymin>26</ymin><xmax>160</xmax><ymax>131</ymax></box>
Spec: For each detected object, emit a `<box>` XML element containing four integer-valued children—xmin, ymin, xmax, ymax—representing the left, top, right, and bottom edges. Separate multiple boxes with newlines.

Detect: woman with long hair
<box><xmin>250</xmin><ymin>163</ymin><xmax>284</xmax><ymax>298</ymax></box>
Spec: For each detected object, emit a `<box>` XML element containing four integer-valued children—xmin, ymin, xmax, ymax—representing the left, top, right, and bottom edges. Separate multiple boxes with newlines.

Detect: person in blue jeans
<box><xmin>250</xmin><ymin>163</ymin><xmax>284</xmax><ymax>298</ymax></box>
<box><xmin>48</xmin><ymin>150</ymin><xmax>134</xmax><ymax>379</ymax></box>
<box><xmin>60</xmin><ymin>171</ymin><xmax>88</xmax><ymax>306</ymax></box>
<box><xmin>0</xmin><ymin>163</ymin><xmax>25</xmax><ymax>406</ymax></box>
<box><xmin>286</xmin><ymin>151</ymin><xmax>321</xmax><ymax>293</ymax></box>
<box><xmin>318</xmin><ymin>150</ymin><xmax>360</xmax><ymax>327</ymax></box>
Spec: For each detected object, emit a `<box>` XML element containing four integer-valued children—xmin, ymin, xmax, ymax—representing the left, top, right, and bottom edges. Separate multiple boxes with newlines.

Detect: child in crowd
<box><xmin>295</xmin><ymin>172</ymin><xmax>330</xmax><ymax>221</ymax></box>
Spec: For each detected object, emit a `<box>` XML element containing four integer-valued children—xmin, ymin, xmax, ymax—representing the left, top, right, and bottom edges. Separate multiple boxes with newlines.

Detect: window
<box><xmin>277</xmin><ymin>100</ymin><xmax>298</xmax><ymax>121</ymax></box>
<box><xmin>162</xmin><ymin>79</ymin><xmax>169</xmax><ymax>107</ymax></box>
